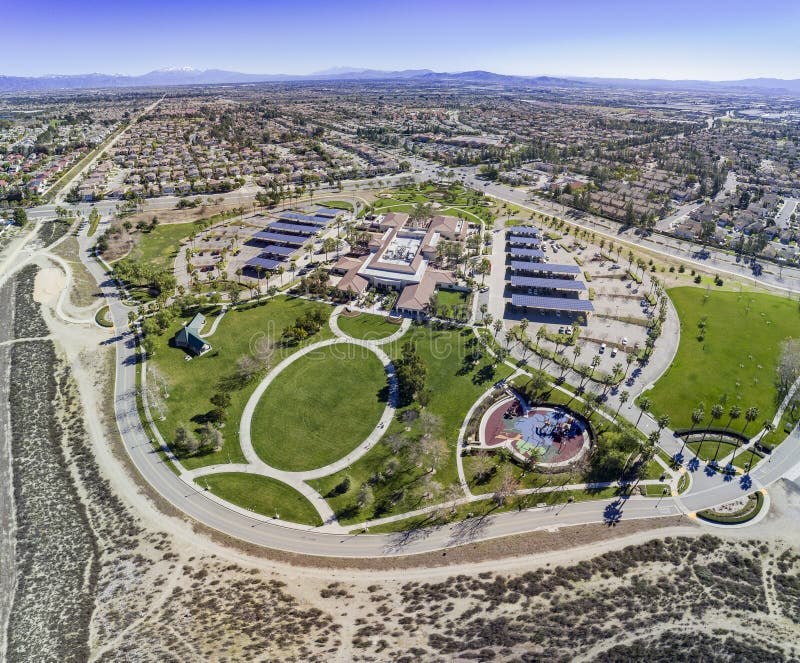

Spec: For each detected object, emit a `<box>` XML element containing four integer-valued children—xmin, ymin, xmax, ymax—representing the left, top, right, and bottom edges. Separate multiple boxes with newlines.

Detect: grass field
<box><xmin>195</xmin><ymin>473</ymin><xmax>322</xmax><ymax>526</ymax></box>
<box><xmin>129</xmin><ymin>221</ymin><xmax>201</xmax><ymax>270</ymax></box>
<box><xmin>308</xmin><ymin>326</ymin><xmax>514</xmax><ymax>524</ymax></box>
<box><xmin>251</xmin><ymin>343</ymin><xmax>388</xmax><ymax>471</ymax></box>
<box><xmin>149</xmin><ymin>296</ymin><xmax>334</xmax><ymax>469</ymax></box>
<box><xmin>435</xmin><ymin>289</ymin><xmax>472</xmax><ymax>309</ymax></box>
<box><xmin>647</xmin><ymin>287</ymin><xmax>800</xmax><ymax>433</ymax></box>
<box><xmin>687</xmin><ymin>440</ymin><xmax>739</xmax><ymax>462</ymax></box>
<box><xmin>336</xmin><ymin>312</ymin><xmax>402</xmax><ymax>341</ymax></box>
<box><xmin>366</xmin><ymin>183</ymin><xmax>496</xmax><ymax>224</ymax></box>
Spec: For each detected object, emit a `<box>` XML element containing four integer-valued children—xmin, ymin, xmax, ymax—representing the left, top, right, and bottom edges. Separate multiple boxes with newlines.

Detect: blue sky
<box><xmin>5</xmin><ymin>0</ymin><xmax>800</xmax><ymax>79</ymax></box>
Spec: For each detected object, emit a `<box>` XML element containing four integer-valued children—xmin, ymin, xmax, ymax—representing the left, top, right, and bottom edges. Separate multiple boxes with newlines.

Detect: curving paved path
<box><xmin>183</xmin><ymin>327</ymin><xmax>403</xmax><ymax>529</ymax></box>
<box><xmin>7</xmin><ymin>212</ymin><xmax>798</xmax><ymax>557</ymax></box>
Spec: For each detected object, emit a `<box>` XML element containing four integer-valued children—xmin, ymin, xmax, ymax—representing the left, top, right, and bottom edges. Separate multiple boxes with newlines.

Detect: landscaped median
<box><xmin>697</xmin><ymin>491</ymin><xmax>765</xmax><ymax>525</ymax></box>
<box><xmin>94</xmin><ymin>305</ymin><xmax>114</xmax><ymax>327</ymax></box>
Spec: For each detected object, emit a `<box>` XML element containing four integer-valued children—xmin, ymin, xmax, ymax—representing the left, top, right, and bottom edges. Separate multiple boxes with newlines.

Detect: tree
<box><xmin>198</xmin><ymin>423</ymin><xmax>223</xmax><ymax>453</ymax></box>
<box><xmin>616</xmin><ymin>391</ymin><xmax>629</xmax><ymax>418</ymax></box>
<box><xmin>174</xmin><ymin>424</ymin><xmax>199</xmax><ymax>454</ymax></box>
<box><xmin>395</xmin><ymin>342</ymin><xmax>427</xmax><ymax>406</ymax></box>
<box><xmin>477</xmin><ymin>258</ymin><xmax>491</xmax><ymax>284</ymax></box>
<box><xmin>492</xmin><ymin>467</ymin><xmax>520</xmax><ymax>506</ymax></box>
<box><xmin>725</xmin><ymin>405</ymin><xmax>742</xmax><ymax>433</ymax></box>
<box><xmin>12</xmin><ymin>207</ymin><xmax>28</xmax><ymax>227</ymax></box>
<box><xmin>492</xmin><ymin>319</ymin><xmax>503</xmax><ymax>339</ymax></box>
<box><xmin>742</xmin><ymin>406</ymin><xmax>760</xmax><ymax>437</ymax></box>
<box><xmin>357</xmin><ymin>484</ymin><xmax>374</xmax><ymax>511</ymax></box>
<box><xmin>321</xmin><ymin>237</ymin><xmax>336</xmax><ymax>261</ymax></box>
<box><xmin>636</xmin><ymin>396</ymin><xmax>651</xmax><ymax>426</ymax></box>
<box><xmin>656</xmin><ymin>414</ymin><xmax>670</xmax><ymax>432</ymax></box>
<box><xmin>705</xmin><ymin>404</ymin><xmax>724</xmax><ymax>444</ymax></box>
<box><xmin>471</xmin><ymin>452</ymin><xmax>494</xmax><ymax>483</ymax></box>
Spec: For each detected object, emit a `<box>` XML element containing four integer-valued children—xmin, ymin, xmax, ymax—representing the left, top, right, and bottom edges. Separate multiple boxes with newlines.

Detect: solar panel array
<box><xmin>246</xmin><ymin>256</ymin><xmax>283</xmax><ymax>271</ymax></box>
<box><xmin>253</xmin><ymin>230</ymin><xmax>307</xmax><ymax>245</ymax></box>
<box><xmin>512</xmin><ymin>226</ymin><xmax>540</xmax><ymax>236</ymax></box>
<box><xmin>507</xmin><ymin>235</ymin><xmax>542</xmax><ymax>246</ymax></box>
<box><xmin>510</xmin><ymin>276</ymin><xmax>586</xmax><ymax>291</ymax></box>
<box><xmin>511</xmin><ymin>294</ymin><xmax>594</xmax><ymax>312</ymax></box>
<box><xmin>508</xmin><ymin>247</ymin><xmax>545</xmax><ymax>259</ymax></box>
<box><xmin>505</xmin><ymin>226</ymin><xmax>591</xmax><ymax>315</ymax></box>
<box><xmin>268</xmin><ymin>222</ymin><xmax>318</xmax><ymax>235</ymax></box>
<box><xmin>509</xmin><ymin>261</ymin><xmax>581</xmax><ymax>275</ymax></box>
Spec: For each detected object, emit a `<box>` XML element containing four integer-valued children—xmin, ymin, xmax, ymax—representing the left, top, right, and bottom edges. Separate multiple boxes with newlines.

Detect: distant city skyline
<box><xmin>5</xmin><ymin>0</ymin><xmax>800</xmax><ymax>80</ymax></box>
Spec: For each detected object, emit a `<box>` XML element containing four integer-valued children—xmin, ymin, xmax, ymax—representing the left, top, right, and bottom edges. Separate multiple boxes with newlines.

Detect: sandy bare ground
<box><xmin>32</xmin><ymin>266</ymin><xmax>66</xmax><ymax>308</ymax></box>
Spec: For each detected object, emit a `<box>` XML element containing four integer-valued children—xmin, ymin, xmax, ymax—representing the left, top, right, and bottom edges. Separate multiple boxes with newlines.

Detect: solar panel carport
<box><xmin>268</xmin><ymin>222</ymin><xmax>318</xmax><ymax>235</ymax></box>
<box><xmin>510</xmin><ymin>262</ymin><xmax>581</xmax><ymax>275</ymax></box>
<box><xmin>508</xmin><ymin>248</ymin><xmax>545</xmax><ymax>259</ymax></box>
<box><xmin>253</xmin><ymin>231</ymin><xmax>307</xmax><ymax>246</ymax></box>
<box><xmin>511</xmin><ymin>295</ymin><xmax>594</xmax><ymax>312</ymax></box>
<box><xmin>510</xmin><ymin>276</ymin><xmax>586</xmax><ymax>291</ymax></box>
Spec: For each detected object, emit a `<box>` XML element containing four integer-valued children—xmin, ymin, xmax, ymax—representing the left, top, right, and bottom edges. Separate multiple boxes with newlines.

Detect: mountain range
<box><xmin>1</xmin><ymin>67</ymin><xmax>799</xmax><ymax>94</ymax></box>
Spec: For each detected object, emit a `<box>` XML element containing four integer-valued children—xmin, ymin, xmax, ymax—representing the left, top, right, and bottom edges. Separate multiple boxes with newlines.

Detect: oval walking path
<box><xmin>181</xmin><ymin>321</ymin><xmax>404</xmax><ymax>531</ymax></box>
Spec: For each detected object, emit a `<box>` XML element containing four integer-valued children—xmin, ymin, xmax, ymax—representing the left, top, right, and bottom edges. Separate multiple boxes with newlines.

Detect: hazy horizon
<box><xmin>4</xmin><ymin>0</ymin><xmax>800</xmax><ymax>80</ymax></box>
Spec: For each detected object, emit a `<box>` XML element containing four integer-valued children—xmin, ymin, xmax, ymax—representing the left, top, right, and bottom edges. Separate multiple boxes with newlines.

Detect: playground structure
<box><xmin>478</xmin><ymin>395</ymin><xmax>591</xmax><ymax>467</ymax></box>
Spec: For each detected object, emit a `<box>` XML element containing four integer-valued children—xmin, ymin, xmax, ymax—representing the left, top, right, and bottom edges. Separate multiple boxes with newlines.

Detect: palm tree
<box><xmin>492</xmin><ymin>319</ymin><xmax>503</xmax><ymax>339</ymax></box>
<box><xmin>572</xmin><ymin>344</ymin><xmax>582</xmax><ymax>369</ymax></box>
<box><xmin>616</xmin><ymin>390</ymin><xmax>630</xmax><ymax>418</ymax></box>
<box><xmin>704</xmin><ymin>404</ymin><xmax>724</xmax><ymax>444</ymax></box>
<box><xmin>742</xmin><ymin>406</ymin><xmax>760</xmax><ymax>437</ymax></box>
<box><xmin>277</xmin><ymin>265</ymin><xmax>285</xmax><ymax>285</ymax></box>
<box><xmin>713</xmin><ymin>405</ymin><xmax>740</xmax><ymax>461</ymax></box>
<box><xmin>636</xmin><ymin>396</ymin><xmax>652</xmax><ymax>427</ymax></box>
<box><xmin>747</xmin><ymin>421</ymin><xmax>773</xmax><ymax>472</ymax></box>
<box><xmin>656</xmin><ymin>414</ymin><xmax>670</xmax><ymax>433</ymax></box>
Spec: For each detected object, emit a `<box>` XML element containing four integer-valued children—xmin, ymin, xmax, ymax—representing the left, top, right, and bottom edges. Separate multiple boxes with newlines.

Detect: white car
<box><xmin>622</xmin><ymin>337</ymin><xmax>629</xmax><ymax>346</ymax></box>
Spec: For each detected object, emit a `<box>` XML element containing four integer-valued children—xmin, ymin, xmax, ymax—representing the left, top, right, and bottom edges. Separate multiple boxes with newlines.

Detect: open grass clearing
<box><xmin>336</xmin><ymin>312</ymin><xmax>402</xmax><ymax>341</ymax></box>
<box><xmin>195</xmin><ymin>473</ymin><xmax>322</xmax><ymax>526</ymax></box>
<box><xmin>647</xmin><ymin>287</ymin><xmax>799</xmax><ymax>434</ymax></box>
<box><xmin>148</xmin><ymin>295</ymin><xmax>334</xmax><ymax>470</ymax></box>
<box><xmin>251</xmin><ymin>343</ymin><xmax>388</xmax><ymax>472</ymax></box>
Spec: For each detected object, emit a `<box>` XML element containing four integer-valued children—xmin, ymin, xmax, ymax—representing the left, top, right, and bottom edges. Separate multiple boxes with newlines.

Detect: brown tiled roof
<box><xmin>396</xmin><ymin>269</ymin><xmax>457</xmax><ymax>312</ymax></box>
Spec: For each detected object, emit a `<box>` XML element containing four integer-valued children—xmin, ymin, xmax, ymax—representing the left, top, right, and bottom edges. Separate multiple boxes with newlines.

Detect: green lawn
<box><xmin>148</xmin><ymin>296</ymin><xmax>334</xmax><ymax>469</ymax></box>
<box><xmin>647</xmin><ymin>287</ymin><xmax>800</xmax><ymax>432</ymax></box>
<box><xmin>251</xmin><ymin>343</ymin><xmax>388</xmax><ymax>471</ymax></box>
<box><xmin>130</xmin><ymin>221</ymin><xmax>202</xmax><ymax>270</ymax></box>
<box><xmin>436</xmin><ymin>289</ymin><xmax>472</xmax><ymax>308</ymax></box>
<box><xmin>195</xmin><ymin>473</ymin><xmax>322</xmax><ymax>526</ymax></box>
<box><xmin>336</xmin><ymin>312</ymin><xmax>402</xmax><ymax>341</ymax></box>
<box><xmin>308</xmin><ymin>326</ymin><xmax>514</xmax><ymax>524</ymax></box>
<box><xmin>366</xmin><ymin>183</ymin><xmax>496</xmax><ymax>224</ymax></box>
<box><xmin>687</xmin><ymin>440</ymin><xmax>739</xmax><ymax>462</ymax></box>
<box><xmin>732</xmin><ymin>448</ymin><xmax>762</xmax><ymax>471</ymax></box>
